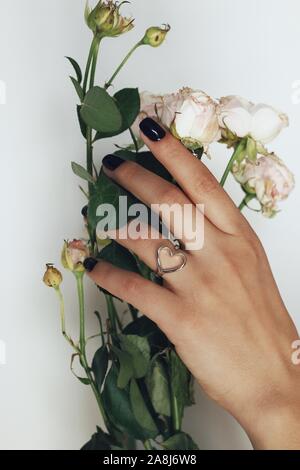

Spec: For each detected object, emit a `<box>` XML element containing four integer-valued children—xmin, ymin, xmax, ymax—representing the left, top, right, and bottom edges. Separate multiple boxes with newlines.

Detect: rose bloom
<box><xmin>61</xmin><ymin>239</ymin><xmax>90</xmax><ymax>273</ymax></box>
<box><xmin>133</xmin><ymin>88</ymin><xmax>220</xmax><ymax>150</ymax></box>
<box><xmin>218</xmin><ymin>95</ymin><xmax>289</xmax><ymax>145</ymax></box>
<box><xmin>233</xmin><ymin>154</ymin><xmax>295</xmax><ymax>217</ymax></box>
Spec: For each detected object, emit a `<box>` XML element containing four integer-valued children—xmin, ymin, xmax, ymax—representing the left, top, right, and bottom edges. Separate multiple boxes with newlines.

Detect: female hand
<box><xmin>84</xmin><ymin>117</ymin><xmax>300</xmax><ymax>450</ymax></box>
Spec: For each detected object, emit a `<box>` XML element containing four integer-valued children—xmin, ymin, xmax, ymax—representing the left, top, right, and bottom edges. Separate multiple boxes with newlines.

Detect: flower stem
<box><xmin>170</xmin><ymin>393</ymin><xmax>181</xmax><ymax>432</ymax></box>
<box><xmin>75</xmin><ymin>274</ymin><xmax>110</xmax><ymax>430</ymax></box>
<box><xmin>105</xmin><ymin>41</ymin><xmax>143</xmax><ymax>89</ymax></box>
<box><xmin>83</xmin><ymin>36</ymin><xmax>101</xmax><ymax>95</ymax></box>
<box><xmin>239</xmin><ymin>194</ymin><xmax>255</xmax><ymax>212</ymax></box>
<box><xmin>105</xmin><ymin>294</ymin><xmax>122</xmax><ymax>334</ymax></box>
<box><xmin>55</xmin><ymin>287</ymin><xmax>79</xmax><ymax>352</ymax></box>
<box><xmin>220</xmin><ymin>140</ymin><xmax>246</xmax><ymax>187</ymax></box>
<box><xmin>143</xmin><ymin>440</ymin><xmax>153</xmax><ymax>450</ymax></box>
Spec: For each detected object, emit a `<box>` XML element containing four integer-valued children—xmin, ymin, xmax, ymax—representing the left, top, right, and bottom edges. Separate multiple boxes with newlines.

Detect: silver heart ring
<box><xmin>156</xmin><ymin>245</ymin><xmax>187</xmax><ymax>277</ymax></box>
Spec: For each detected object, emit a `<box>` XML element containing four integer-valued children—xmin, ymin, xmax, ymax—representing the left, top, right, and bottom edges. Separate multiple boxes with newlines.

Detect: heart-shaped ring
<box><xmin>156</xmin><ymin>245</ymin><xmax>187</xmax><ymax>277</ymax></box>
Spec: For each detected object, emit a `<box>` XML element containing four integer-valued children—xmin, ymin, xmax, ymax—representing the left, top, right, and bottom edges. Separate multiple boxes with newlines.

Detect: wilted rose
<box><xmin>172</xmin><ymin>90</ymin><xmax>221</xmax><ymax>150</ymax></box>
<box><xmin>233</xmin><ymin>153</ymin><xmax>295</xmax><ymax>217</ymax></box>
<box><xmin>61</xmin><ymin>240</ymin><xmax>90</xmax><ymax>273</ymax></box>
<box><xmin>218</xmin><ymin>95</ymin><xmax>289</xmax><ymax>145</ymax></box>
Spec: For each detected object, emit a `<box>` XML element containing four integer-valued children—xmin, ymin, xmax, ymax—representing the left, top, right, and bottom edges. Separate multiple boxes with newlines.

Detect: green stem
<box><xmin>55</xmin><ymin>288</ymin><xmax>79</xmax><ymax>352</ymax></box>
<box><xmin>83</xmin><ymin>35</ymin><xmax>101</xmax><ymax>95</ymax></box>
<box><xmin>89</xmin><ymin>39</ymin><xmax>101</xmax><ymax>89</ymax></box>
<box><xmin>220</xmin><ymin>140</ymin><xmax>246</xmax><ymax>187</ymax></box>
<box><xmin>129</xmin><ymin>127</ymin><xmax>139</xmax><ymax>154</ymax></box>
<box><xmin>75</xmin><ymin>274</ymin><xmax>110</xmax><ymax>430</ymax></box>
<box><xmin>105</xmin><ymin>294</ymin><xmax>121</xmax><ymax>334</ymax></box>
<box><xmin>239</xmin><ymin>194</ymin><xmax>255</xmax><ymax>212</ymax></box>
<box><xmin>170</xmin><ymin>393</ymin><xmax>181</xmax><ymax>432</ymax></box>
<box><xmin>105</xmin><ymin>41</ymin><xmax>143</xmax><ymax>89</ymax></box>
<box><xmin>143</xmin><ymin>440</ymin><xmax>153</xmax><ymax>450</ymax></box>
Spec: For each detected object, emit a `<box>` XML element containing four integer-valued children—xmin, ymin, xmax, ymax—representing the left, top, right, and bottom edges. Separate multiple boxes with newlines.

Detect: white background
<box><xmin>0</xmin><ymin>0</ymin><xmax>299</xmax><ymax>450</ymax></box>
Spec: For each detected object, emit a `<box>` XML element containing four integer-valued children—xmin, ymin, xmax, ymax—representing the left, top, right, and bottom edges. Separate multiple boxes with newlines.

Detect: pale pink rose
<box><xmin>61</xmin><ymin>239</ymin><xmax>90</xmax><ymax>273</ymax></box>
<box><xmin>173</xmin><ymin>90</ymin><xmax>221</xmax><ymax>149</ymax></box>
<box><xmin>218</xmin><ymin>95</ymin><xmax>289</xmax><ymax>144</ymax></box>
<box><xmin>233</xmin><ymin>154</ymin><xmax>295</xmax><ymax>217</ymax></box>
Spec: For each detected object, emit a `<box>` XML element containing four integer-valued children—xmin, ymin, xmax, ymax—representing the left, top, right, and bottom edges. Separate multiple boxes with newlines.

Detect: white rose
<box><xmin>173</xmin><ymin>90</ymin><xmax>221</xmax><ymax>149</ymax></box>
<box><xmin>218</xmin><ymin>95</ymin><xmax>288</xmax><ymax>144</ymax></box>
<box><xmin>233</xmin><ymin>153</ymin><xmax>295</xmax><ymax>217</ymax></box>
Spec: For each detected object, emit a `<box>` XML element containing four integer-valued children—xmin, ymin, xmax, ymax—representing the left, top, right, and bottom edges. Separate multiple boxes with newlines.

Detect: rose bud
<box><xmin>233</xmin><ymin>153</ymin><xmax>295</xmax><ymax>217</ymax></box>
<box><xmin>142</xmin><ymin>25</ymin><xmax>171</xmax><ymax>47</ymax></box>
<box><xmin>87</xmin><ymin>0</ymin><xmax>134</xmax><ymax>37</ymax></box>
<box><xmin>43</xmin><ymin>264</ymin><xmax>63</xmax><ymax>289</ymax></box>
<box><xmin>61</xmin><ymin>240</ymin><xmax>90</xmax><ymax>273</ymax></box>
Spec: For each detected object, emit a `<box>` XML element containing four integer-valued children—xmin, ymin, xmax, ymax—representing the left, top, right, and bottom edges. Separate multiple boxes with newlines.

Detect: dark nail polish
<box><xmin>102</xmin><ymin>154</ymin><xmax>125</xmax><ymax>171</ymax></box>
<box><xmin>139</xmin><ymin>117</ymin><xmax>166</xmax><ymax>141</ymax></box>
<box><xmin>83</xmin><ymin>257</ymin><xmax>98</xmax><ymax>272</ymax></box>
<box><xmin>81</xmin><ymin>205</ymin><xmax>88</xmax><ymax>218</ymax></box>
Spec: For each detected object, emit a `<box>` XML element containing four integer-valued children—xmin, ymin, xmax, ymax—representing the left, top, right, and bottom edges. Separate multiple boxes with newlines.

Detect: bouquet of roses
<box><xmin>43</xmin><ymin>0</ymin><xmax>294</xmax><ymax>450</ymax></box>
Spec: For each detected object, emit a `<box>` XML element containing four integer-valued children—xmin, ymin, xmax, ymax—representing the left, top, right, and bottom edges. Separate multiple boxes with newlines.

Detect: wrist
<box><xmin>248</xmin><ymin>402</ymin><xmax>300</xmax><ymax>450</ymax></box>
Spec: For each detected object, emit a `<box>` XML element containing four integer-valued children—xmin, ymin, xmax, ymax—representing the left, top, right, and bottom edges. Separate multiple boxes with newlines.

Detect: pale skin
<box><xmin>85</xmin><ymin>124</ymin><xmax>300</xmax><ymax>450</ymax></box>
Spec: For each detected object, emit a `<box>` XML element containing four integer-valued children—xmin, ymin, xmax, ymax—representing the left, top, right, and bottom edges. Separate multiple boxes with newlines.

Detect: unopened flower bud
<box><xmin>142</xmin><ymin>25</ymin><xmax>171</xmax><ymax>48</ymax></box>
<box><xmin>43</xmin><ymin>264</ymin><xmax>63</xmax><ymax>289</ymax></box>
<box><xmin>87</xmin><ymin>0</ymin><xmax>134</xmax><ymax>37</ymax></box>
<box><xmin>61</xmin><ymin>240</ymin><xmax>90</xmax><ymax>273</ymax></box>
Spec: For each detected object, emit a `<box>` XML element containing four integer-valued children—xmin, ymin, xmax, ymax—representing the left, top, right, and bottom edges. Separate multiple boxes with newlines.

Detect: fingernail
<box><xmin>102</xmin><ymin>154</ymin><xmax>125</xmax><ymax>171</ymax></box>
<box><xmin>83</xmin><ymin>257</ymin><xmax>98</xmax><ymax>272</ymax></box>
<box><xmin>81</xmin><ymin>205</ymin><xmax>88</xmax><ymax>218</ymax></box>
<box><xmin>139</xmin><ymin>117</ymin><xmax>166</xmax><ymax>141</ymax></box>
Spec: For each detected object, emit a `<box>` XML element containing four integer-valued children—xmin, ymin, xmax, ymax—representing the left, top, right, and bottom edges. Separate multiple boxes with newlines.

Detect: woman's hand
<box><xmin>84</xmin><ymin>118</ymin><xmax>300</xmax><ymax>450</ymax></box>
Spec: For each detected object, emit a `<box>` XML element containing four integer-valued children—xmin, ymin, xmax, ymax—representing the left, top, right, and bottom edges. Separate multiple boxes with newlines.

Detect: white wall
<box><xmin>0</xmin><ymin>0</ymin><xmax>299</xmax><ymax>450</ymax></box>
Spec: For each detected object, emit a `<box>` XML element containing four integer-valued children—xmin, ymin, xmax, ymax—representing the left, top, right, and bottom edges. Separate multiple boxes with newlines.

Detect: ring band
<box><xmin>156</xmin><ymin>245</ymin><xmax>187</xmax><ymax>277</ymax></box>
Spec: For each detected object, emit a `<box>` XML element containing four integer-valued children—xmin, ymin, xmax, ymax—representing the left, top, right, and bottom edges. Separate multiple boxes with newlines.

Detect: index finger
<box><xmin>139</xmin><ymin>117</ymin><xmax>245</xmax><ymax>235</ymax></box>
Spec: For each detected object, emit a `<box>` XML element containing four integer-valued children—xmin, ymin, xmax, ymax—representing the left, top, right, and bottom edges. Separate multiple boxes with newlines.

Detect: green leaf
<box><xmin>162</xmin><ymin>432</ymin><xmax>199</xmax><ymax>450</ymax></box>
<box><xmin>66</xmin><ymin>56</ymin><xmax>82</xmax><ymax>83</ymax></box>
<box><xmin>111</xmin><ymin>346</ymin><xmax>134</xmax><ymax>389</ymax></box>
<box><xmin>168</xmin><ymin>350</ymin><xmax>194</xmax><ymax>425</ymax></box>
<box><xmin>77</xmin><ymin>377</ymin><xmax>91</xmax><ymax>385</ymax></box>
<box><xmin>77</xmin><ymin>105</ymin><xmax>87</xmax><ymax>138</ymax></box>
<box><xmin>123</xmin><ymin>316</ymin><xmax>170</xmax><ymax>353</ymax></box>
<box><xmin>71</xmin><ymin>161</ymin><xmax>95</xmax><ymax>184</ymax></box>
<box><xmin>92</xmin><ymin>346</ymin><xmax>109</xmax><ymax>392</ymax></box>
<box><xmin>120</xmin><ymin>335</ymin><xmax>150</xmax><ymax>379</ymax></box>
<box><xmin>70</xmin><ymin>76</ymin><xmax>84</xmax><ymax>102</ymax></box>
<box><xmin>129</xmin><ymin>379</ymin><xmax>159</xmax><ymax>438</ymax></box>
<box><xmin>88</xmin><ymin>171</ymin><xmax>137</xmax><ymax>234</ymax></box>
<box><xmin>99</xmin><ymin>241</ymin><xmax>140</xmax><ymax>273</ymax></box>
<box><xmin>114</xmin><ymin>88</ymin><xmax>140</xmax><ymax>129</ymax></box>
<box><xmin>146</xmin><ymin>359</ymin><xmax>171</xmax><ymax>417</ymax></box>
<box><xmin>94</xmin><ymin>88</ymin><xmax>140</xmax><ymax>141</ymax></box>
<box><xmin>80</xmin><ymin>86</ymin><xmax>122</xmax><ymax>133</ymax></box>
<box><xmin>81</xmin><ymin>427</ymin><xmax>116</xmax><ymax>450</ymax></box>
<box><xmin>102</xmin><ymin>366</ymin><xmax>151</xmax><ymax>440</ymax></box>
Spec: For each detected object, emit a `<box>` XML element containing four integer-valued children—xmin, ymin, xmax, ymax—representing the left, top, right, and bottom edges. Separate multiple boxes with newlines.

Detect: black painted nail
<box><xmin>81</xmin><ymin>205</ymin><xmax>88</xmax><ymax>218</ymax></box>
<box><xmin>139</xmin><ymin>117</ymin><xmax>166</xmax><ymax>141</ymax></box>
<box><xmin>83</xmin><ymin>257</ymin><xmax>98</xmax><ymax>272</ymax></box>
<box><xmin>102</xmin><ymin>154</ymin><xmax>125</xmax><ymax>171</ymax></box>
